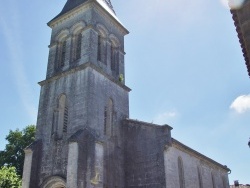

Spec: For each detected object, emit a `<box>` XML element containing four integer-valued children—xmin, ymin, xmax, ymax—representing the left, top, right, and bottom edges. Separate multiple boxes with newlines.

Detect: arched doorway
<box><xmin>41</xmin><ymin>176</ymin><xmax>66</xmax><ymax>188</ymax></box>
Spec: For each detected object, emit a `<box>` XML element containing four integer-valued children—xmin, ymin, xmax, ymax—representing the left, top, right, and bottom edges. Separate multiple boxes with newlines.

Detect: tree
<box><xmin>0</xmin><ymin>166</ymin><xmax>21</xmax><ymax>188</ymax></box>
<box><xmin>0</xmin><ymin>125</ymin><xmax>36</xmax><ymax>177</ymax></box>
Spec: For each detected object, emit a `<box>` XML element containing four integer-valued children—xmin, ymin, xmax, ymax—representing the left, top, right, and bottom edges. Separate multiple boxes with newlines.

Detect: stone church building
<box><xmin>22</xmin><ymin>0</ymin><xmax>230</xmax><ymax>187</ymax></box>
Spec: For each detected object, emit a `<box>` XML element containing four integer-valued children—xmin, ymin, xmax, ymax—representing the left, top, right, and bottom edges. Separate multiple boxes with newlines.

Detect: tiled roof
<box><xmin>50</xmin><ymin>0</ymin><xmax>115</xmax><ymax>23</ymax></box>
<box><xmin>230</xmin><ymin>1</ymin><xmax>250</xmax><ymax>77</ymax></box>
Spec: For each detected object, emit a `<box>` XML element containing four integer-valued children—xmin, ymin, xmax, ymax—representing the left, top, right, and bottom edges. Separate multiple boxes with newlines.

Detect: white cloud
<box><xmin>228</xmin><ymin>0</ymin><xmax>245</xmax><ymax>9</ymax></box>
<box><xmin>153</xmin><ymin>111</ymin><xmax>177</xmax><ymax>125</ymax></box>
<box><xmin>230</xmin><ymin>95</ymin><xmax>250</xmax><ymax>114</ymax></box>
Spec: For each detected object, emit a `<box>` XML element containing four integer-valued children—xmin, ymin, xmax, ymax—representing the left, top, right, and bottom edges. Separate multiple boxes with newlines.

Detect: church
<box><xmin>21</xmin><ymin>0</ymin><xmax>230</xmax><ymax>187</ymax></box>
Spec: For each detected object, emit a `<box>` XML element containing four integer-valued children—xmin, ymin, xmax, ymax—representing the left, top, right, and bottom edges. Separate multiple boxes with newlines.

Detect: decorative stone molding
<box><xmin>109</xmin><ymin>34</ymin><xmax>120</xmax><ymax>47</ymax></box>
<box><xmin>70</xmin><ymin>21</ymin><xmax>86</xmax><ymax>34</ymax></box>
<box><xmin>55</xmin><ymin>29</ymin><xmax>70</xmax><ymax>42</ymax></box>
<box><xmin>96</xmin><ymin>23</ymin><xmax>109</xmax><ymax>38</ymax></box>
<box><xmin>40</xmin><ymin>176</ymin><xmax>66</xmax><ymax>188</ymax></box>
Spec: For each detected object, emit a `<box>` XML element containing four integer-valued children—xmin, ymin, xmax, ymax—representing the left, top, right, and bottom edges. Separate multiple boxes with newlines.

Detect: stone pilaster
<box><xmin>21</xmin><ymin>149</ymin><xmax>33</xmax><ymax>188</ymax></box>
<box><xmin>82</xmin><ymin>27</ymin><xmax>98</xmax><ymax>64</ymax></box>
<box><xmin>90</xmin><ymin>142</ymin><xmax>104</xmax><ymax>188</ymax></box>
<box><xmin>66</xmin><ymin>142</ymin><xmax>79</xmax><ymax>188</ymax></box>
<box><xmin>46</xmin><ymin>44</ymin><xmax>57</xmax><ymax>78</ymax></box>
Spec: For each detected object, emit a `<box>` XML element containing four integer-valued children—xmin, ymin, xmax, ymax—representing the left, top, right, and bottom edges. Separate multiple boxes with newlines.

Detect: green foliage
<box><xmin>119</xmin><ymin>74</ymin><xmax>124</xmax><ymax>82</ymax></box>
<box><xmin>0</xmin><ymin>125</ymin><xmax>36</xmax><ymax>177</ymax></box>
<box><xmin>0</xmin><ymin>166</ymin><xmax>21</xmax><ymax>188</ymax></box>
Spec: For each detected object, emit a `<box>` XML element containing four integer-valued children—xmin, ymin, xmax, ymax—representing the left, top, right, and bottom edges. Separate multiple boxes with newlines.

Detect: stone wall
<box><xmin>164</xmin><ymin>139</ymin><xmax>230</xmax><ymax>188</ymax></box>
<box><xmin>123</xmin><ymin>119</ymin><xmax>172</xmax><ymax>188</ymax></box>
<box><xmin>36</xmin><ymin>64</ymin><xmax>129</xmax><ymax>186</ymax></box>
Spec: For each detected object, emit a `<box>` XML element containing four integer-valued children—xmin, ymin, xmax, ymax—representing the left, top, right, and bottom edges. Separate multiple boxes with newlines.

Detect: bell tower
<box><xmin>22</xmin><ymin>0</ymin><xmax>130</xmax><ymax>187</ymax></box>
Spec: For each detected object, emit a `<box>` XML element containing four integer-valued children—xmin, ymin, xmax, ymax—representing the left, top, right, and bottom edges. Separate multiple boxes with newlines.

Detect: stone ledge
<box><xmin>38</xmin><ymin>62</ymin><xmax>131</xmax><ymax>92</ymax></box>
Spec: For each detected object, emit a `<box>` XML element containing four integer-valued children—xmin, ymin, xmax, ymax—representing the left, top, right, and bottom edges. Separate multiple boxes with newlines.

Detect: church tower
<box><xmin>22</xmin><ymin>0</ymin><xmax>130</xmax><ymax>187</ymax></box>
<box><xmin>22</xmin><ymin>0</ymin><xmax>231</xmax><ymax>187</ymax></box>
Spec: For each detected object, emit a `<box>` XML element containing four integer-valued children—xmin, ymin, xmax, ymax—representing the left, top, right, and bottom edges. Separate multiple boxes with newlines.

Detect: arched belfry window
<box><xmin>111</xmin><ymin>45</ymin><xmax>119</xmax><ymax>74</ymax></box>
<box><xmin>55</xmin><ymin>29</ymin><xmax>69</xmax><ymax>70</ymax></box>
<box><xmin>98</xmin><ymin>35</ymin><xmax>106</xmax><ymax>64</ymax></box>
<box><xmin>70</xmin><ymin>21</ymin><xmax>86</xmax><ymax>62</ymax></box>
<box><xmin>96</xmin><ymin>24</ymin><xmax>108</xmax><ymax>64</ymax></box>
<box><xmin>61</xmin><ymin>40</ymin><xmax>67</xmax><ymax>67</ymax></box>
<box><xmin>76</xmin><ymin>33</ymin><xmax>82</xmax><ymax>60</ymax></box>
<box><xmin>104</xmin><ymin>99</ymin><xmax>113</xmax><ymax>137</ymax></box>
<box><xmin>178</xmin><ymin>157</ymin><xmax>185</xmax><ymax>188</ymax></box>
<box><xmin>73</xmin><ymin>32</ymin><xmax>82</xmax><ymax>61</ymax></box>
<box><xmin>56</xmin><ymin>40</ymin><xmax>67</xmax><ymax>69</ymax></box>
<box><xmin>53</xmin><ymin>94</ymin><xmax>68</xmax><ymax>139</ymax></box>
<box><xmin>109</xmin><ymin>35</ymin><xmax>120</xmax><ymax>75</ymax></box>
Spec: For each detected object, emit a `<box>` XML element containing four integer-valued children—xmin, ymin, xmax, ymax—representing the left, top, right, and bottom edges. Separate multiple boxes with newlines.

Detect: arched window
<box><xmin>70</xmin><ymin>21</ymin><xmax>85</xmax><ymax>62</ymax></box>
<box><xmin>111</xmin><ymin>45</ymin><xmax>119</xmax><ymax>74</ymax></box>
<box><xmin>75</xmin><ymin>33</ymin><xmax>82</xmax><ymax>60</ymax></box>
<box><xmin>96</xmin><ymin>24</ymin><xmax>108</xmax><ymax>64</ymax></box>
<box><xmin>54</xmin><ymin>29</ymin><xmax>69</xmax><ymax>71</ymax></box>
<box><xmin>53</xmin><ymin>94</ymin><xmax>68</xmax><ymax>139</ymax></box>
<box><xmin>109</xmin><ymin>35</ymin><xmax>120</xmax><ymax>75</ymax></box>
<box><xmin>178</xmin><ymin>157</ymin><xmax>185</xmax><ymax>188</ymax></box>
<box><xmin>197</xmin><ymin>166</ymin><xmax>203</xmax><ymax>188</ymax></box>
<box><xmin>98</xmin><ymin>35</ymin><xmax>106</xmax><ymax>64</ymax></box>
<box><xmin>41</xmin><ymin>176</ymin><xmax>66</xmax><ymax>188</ymax></box>
<box><xmin>104</xmin><ymin>99</ymin><xmax>113</xmax><ymax>137</ymax></box>
<box><xmin>58</xmin><ymin>40</ymin><xmax>67</xmax><ymax>68</ymax></box>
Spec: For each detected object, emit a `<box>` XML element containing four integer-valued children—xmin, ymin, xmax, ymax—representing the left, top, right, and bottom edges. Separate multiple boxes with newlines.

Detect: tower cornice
<box><xmin>38</xmin><ymin>62</ymin><xmax>131</xmax><ymax>92</ymax></box>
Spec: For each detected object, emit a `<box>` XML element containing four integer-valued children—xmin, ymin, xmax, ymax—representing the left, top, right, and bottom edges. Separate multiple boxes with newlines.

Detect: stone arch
<box><xmin>55</xmin><ymin>29</ymin><xmax>70</xmax><ymax>69</ymax></box>
<box><xmin>96</xmin><ymin>23</ymin><xmax>109</xmax><ymax>38</ymax></box>
<box><xmin>178</xmin><ymin>156</ymin><xmax>185</xmax><ymax>188</ymax></box>
<box><xmin>41</xmin><ymin>176</ymin><xmax>66</xmax><ymax>188</ymax></box>
<box><xmin>70</xmin><ymin>22</ymin><xmax>86</xmax><ymax>61</ymax></box>
<box><xmin>109</xmin><ymin>34</ymin><xmax>120</xmax><ymax>47</ymax></box>
<box><xmin>70</xmin><ymin>21</ymin><xmax>86</xmax><ymax>35</ymax></box>
<box><xmin>55</xmin><ymin>29</ymin><xmax>70</xmax><ymax>42</ymax></box>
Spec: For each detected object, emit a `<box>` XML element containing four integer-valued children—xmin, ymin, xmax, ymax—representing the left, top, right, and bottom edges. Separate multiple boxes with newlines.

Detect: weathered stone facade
<box><xmin>165</xmin><ymin>139</ymin><xmax>229</xmax><ymax>188</ymax></box>
<box><xmin>22</xmin><ymin>0</ymin><xmax>230</xmax><ymax>187</ymax></box>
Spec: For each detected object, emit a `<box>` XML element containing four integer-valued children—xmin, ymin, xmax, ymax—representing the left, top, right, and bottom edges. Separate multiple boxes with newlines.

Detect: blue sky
<box><xmin>0</xmin><ymin>0</ymin><xmax>250</xmax><ymax>185</ymax></box>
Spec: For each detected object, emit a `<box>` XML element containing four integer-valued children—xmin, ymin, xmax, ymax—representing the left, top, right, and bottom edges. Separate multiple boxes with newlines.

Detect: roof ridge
<box><xmin>50</xmin><ymin>0</ymin><xmax>115</xmax><ymax>23</ymax></box>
